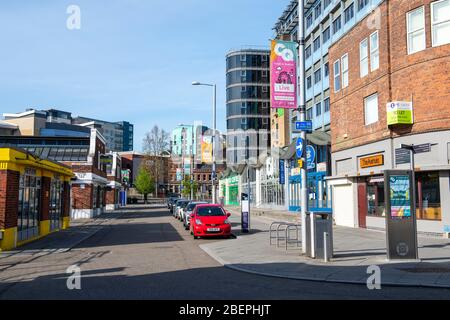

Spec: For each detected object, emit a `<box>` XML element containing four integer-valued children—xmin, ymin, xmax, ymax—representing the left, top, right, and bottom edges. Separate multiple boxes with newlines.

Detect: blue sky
<box><xmin>0</xmin><ymin>0</ymin><xmax>291</xmax><ymax>150</ymax></box>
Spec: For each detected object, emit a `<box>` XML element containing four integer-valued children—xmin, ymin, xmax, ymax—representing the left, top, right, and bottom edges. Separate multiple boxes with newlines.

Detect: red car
<box><xmin>190</xmin><ymin>204</ymin><xmax>232</xmax><ymax>239</ymax></box>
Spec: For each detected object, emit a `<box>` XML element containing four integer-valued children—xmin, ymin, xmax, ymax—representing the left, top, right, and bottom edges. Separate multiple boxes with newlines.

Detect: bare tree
<box><xmin>142</xmin><ymin>125</ymin><xmax>170</xmax><ymax>197</ymax></box>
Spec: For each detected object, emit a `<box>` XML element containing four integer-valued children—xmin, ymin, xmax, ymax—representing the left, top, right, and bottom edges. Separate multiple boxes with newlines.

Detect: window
<box><xmin>307</xmin><ymin>13</ymin><xmax>313</xmax><ymax>28</ymax></box>
<box><xmin>360</xmin><ymin>38</ymin><xmax>369</xmax><ymax>77</ymax></box>
<box><xmin>322</xmin><ymin>27</ymin><xmax>331</xmax><ymax>43</ymax></box>
<box><xmin>333</xmin><ymin>16</ymin><xmax>342</xmax><ymax>34</ymax></box>
<box><xmin>315</xmin><ymin>3</ymin><xmax>322</xmax><ymax>19</ymax></box>
<box><xmin>306</xmin><ymin>108</ymin><xmax>313</xmax><ymax>120</ymax></box>
<box><xmin>364</xmin><ymin>93</ymin><xmax>379</xmax><ymax>125</ymax></box>
<box><xmin>324</xmin><ymin>97</ymin><xmax>330</xmax><ymax>112</ymax></box>
<box><xmin>307</xmin><ymin>76</ymin><xmax>312</xmax><ymax>89</ymax></box>
<box><xmin>341</xmin><ymin>54</ymin><xmax>349</xmax><ymax>88</ymax></box>
<box><xmin>316</xmin><ymin>102</ymin><xmax>322</xmax><ymax>116</ymax></box>
<box><xmin>344</xmin><ymin>3</ymin><xmax>354</xmax><ymax>24</ymax></box>
<box><xmin>370</xmin><ymin>31</ymin><xmax>379</xmax><ymax>71</ymax></box>
<box><xmin>431</xmin><ymin>0</ymin><xmax>450</xmax><ymax>47</ymax></box>
<box><xmin>416</xmin><ymin>172</ymin><xmax>442</xmax><ymax>221</ymax></box>
<box><xmin>324</xmin><ymin>62</ymin><xmax>329</xmax><ymax>77</ymax></box>
<box><xmin>314</xmin><ymin>68</ymin><xmax>322</xmax><ymax>84</ymax></box>
<box><xmin>305</xmin><ymin>45</ymin><xmax>312</xmax><ymax>59</ymax></box>
<box><xmin>333</xmin><ymin>60</ymin><xmax>341</xmax><ymax>92</ymax></box>
<box><xmin>314</xmin><ymin>37</ymin><xmax>321</xmax><ymax>52</ymax></box>
<box><xmin>407</xmin><ymin>6</ymin><xmax>426</xmax><ymax>54</ymax></box>
<box><xmin>324</xmin><ymin>0</ymin><xmax>332</xmax><ymax>9</ymax></box>
<box><xmin>358</xmin><ymin>0</ymin><xmax>369</xmax><ymax>11</ymax></box>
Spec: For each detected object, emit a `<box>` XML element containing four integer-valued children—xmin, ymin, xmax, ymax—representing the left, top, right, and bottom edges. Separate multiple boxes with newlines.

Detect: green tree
<box><xmin>134</xmin><ymin>166</ymin><xmax>155</xmax><ymax>204</ymax></box>
<box><xmin>181</xmin><ymin>176</ymin><xmax>198</xmax><ymax>199</ymax></box>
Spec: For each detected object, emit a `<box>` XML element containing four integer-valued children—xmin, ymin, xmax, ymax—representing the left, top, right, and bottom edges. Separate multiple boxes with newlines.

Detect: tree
<box><xmin>142</xmin><ymin>125</ymin><xmax>170</xmax><ymax>197</ymax></box>
<box><xmin>181</xmin><ymin>176</ymin><xmax>198</xmax><ymax>199</ymax></box>
<box><xmin>134</xmin><ymin>166</ymin><xmax>155</xmax><ymax>204</ymax></box>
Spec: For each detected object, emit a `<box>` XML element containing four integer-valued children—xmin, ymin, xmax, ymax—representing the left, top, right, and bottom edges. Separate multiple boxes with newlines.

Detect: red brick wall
<box><xmin>329</xmin><ymin>0</ymin><xmax>450</xmax><ymax>152</ymax></box>
<box><xmin>0</xmin><ymin>170</ymin><xmax>19</xmax><ymax>229</ymax></box>
<box><xmin>72</xmin><ymin>184</ymin><xmax>93</xmax><ymax>210</ymax></box>
<box><xmin>106</xmin><ymin>188</ymin><xmax>116</xmax><ymax>205</ymax></box>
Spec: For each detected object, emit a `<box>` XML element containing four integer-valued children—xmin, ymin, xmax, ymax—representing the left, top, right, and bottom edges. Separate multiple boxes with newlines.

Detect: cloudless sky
<box><xmin>0</xmin><ymin>0</ymin><xmax>291</xmax><ymax>150</ymax></box>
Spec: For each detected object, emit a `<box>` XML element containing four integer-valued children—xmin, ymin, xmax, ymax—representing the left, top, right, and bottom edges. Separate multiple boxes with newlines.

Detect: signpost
<box><xmin>384</xmin><ymin>170</ymin><xmax>419</xmax><ymax>260</ymax></box>
<box><xmin>241</xmin><ymin>193</ymin><xmax>250</xmax><ymax>233</ymax></box>
<box><xmin>294</xmin><ymin>120</ymin><xmax>312</xmax><ymax>132</ymax></box>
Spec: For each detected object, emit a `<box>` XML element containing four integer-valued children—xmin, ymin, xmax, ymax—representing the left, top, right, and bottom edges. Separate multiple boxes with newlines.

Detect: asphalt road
<box><xmin>1</xmin><ymin>206</ymin><xmax>450</xmax><ymax>299</ymax></box>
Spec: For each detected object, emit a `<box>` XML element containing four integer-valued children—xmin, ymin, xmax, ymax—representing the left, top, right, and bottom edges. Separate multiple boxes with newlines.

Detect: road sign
<box><xmin>306</xmin><ymin>145</ymin><xmax>316</xmax><ymax>170</ymax></box>
<box><xmin>295</xmin><ymin>121</ymin><xmax>312</xmax><ymax>132</ymax></box>
<box><xmin>296</xmin><ymin>138</ymin><xmax>304</xmax><ymax>158</ymax></box>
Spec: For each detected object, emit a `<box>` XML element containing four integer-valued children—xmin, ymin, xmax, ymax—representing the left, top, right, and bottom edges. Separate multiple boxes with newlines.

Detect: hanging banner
<box><xmin>270</xmin><ymin>39</ymin><xmax>298</xmax><ymax>109</ymax></box>
<box><xmin>201</xmin><ymin>135</ymin><xmax>213</xmax><ymax>164</ymax></box>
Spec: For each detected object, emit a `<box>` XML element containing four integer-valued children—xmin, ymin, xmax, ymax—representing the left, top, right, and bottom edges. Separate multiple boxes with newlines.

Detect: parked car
<box><xmin>167</xmin><ymin>197</ymin><xmax>178</xmax><ymax>210</ymax></box>
<box><xmin>190</xmin><ymin>204</ymin><xmax>232</xmax><ymax>239</ymax></box>
<box><xmin>182</xmin><ymin>201</ymin><xmax>208</xmax><ymax>230</ymax></box>
<box><xmin>175</xmin><ymin>200</ymin><xmax>190</xmax><ymax>219</ymax></box>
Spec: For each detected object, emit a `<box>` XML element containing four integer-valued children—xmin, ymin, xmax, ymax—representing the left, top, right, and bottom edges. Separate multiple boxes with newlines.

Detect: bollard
<box><xmin>324</xmin><ymin>232</ymin><xmax>329</xmax><ymax>262</ymax></box>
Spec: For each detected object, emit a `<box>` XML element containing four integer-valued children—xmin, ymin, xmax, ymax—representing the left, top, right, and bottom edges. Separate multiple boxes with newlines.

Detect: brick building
<box><xmin>105</xmin><ymin>152</ymin><xmax>123</xmax><ymax>211</ymax></box>
<box><xmin>327</xmin><ymin>0</ymin><xmax>450</xmax><ymax>234</ymax></box>
<box><xmin>0</xmin><ymin>147</ymin><xmax>73</xmax><ymax>250</ymax></box>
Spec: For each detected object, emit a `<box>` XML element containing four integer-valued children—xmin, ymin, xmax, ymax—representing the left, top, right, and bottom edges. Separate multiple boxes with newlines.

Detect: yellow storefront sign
<box><xmin>360</xmin><ymin>154</ymin><xmax>384</xmax><ymax>169</ymax></box>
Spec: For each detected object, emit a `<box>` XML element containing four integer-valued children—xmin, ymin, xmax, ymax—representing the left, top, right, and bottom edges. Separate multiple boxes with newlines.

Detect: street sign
<box><xmin>296</xmin><ymin>138</ymin><xmax>304</xmax><ymax>158</ymax></box>
<box><xmin>306</xmin><ymin>145</ymin><xmax>316</xmax><ymax>170</ymax></box>
<box><xmin>279</xmin><ymin>159</ymin><xmax>285</xmax><ymax>185</ymax></box>
<box><xmin>294</xmin><ymin>121</ymin><xmax>313</xmax><ymax>132</ymax></box>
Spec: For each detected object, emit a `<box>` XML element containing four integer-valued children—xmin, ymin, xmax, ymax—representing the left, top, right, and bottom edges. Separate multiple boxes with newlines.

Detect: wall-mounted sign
<box><xmin>317</xmin><ymin>162</ymin><xmax>327</xmax><ymax>173</ymax></box>
<box><xmin>360</xmin><ymin>154</ymin><xmax>384</xmax><ymax>169</ymax></box>
<box><xmin>387</xmin><ymin>101</ymin><xmax>413</xmax><ymax>125</ymax></box>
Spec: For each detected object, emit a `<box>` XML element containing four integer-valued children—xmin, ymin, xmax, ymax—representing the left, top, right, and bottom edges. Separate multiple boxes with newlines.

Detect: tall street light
<box><xmin>192</xmin><ymin>81</ymin><xmax>217</xmax><ymax>204</ymax></box>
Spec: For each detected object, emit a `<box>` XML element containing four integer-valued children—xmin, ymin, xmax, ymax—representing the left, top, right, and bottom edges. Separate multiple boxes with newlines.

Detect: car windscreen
<box><xmin>196</xmin><ymin>207</ymin><xmax>225</xmax><ymax>217</ymax></box>
<box><xmin>180</xmin><ymin>201</ymin><xmax>190</xmax><ymax>208</ymax></box>
<box><xmin>186</xmin><ymin>202</ymin><xmax>207</xmax><ymax>211</ymax></box>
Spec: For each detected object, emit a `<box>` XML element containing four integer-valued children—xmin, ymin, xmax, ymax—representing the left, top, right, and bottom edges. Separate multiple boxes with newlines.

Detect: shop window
<box><xmin>416</xmin><ymin>172</ymin><xmax>441</xmax><ymax>220</ymax></box>
<box><xmin>367</xmin><ymin>177</ymin><xmax>385</xmax><ymax>217</ymax></box>
<box><xmin>407</xmin><ymin>6</ymin><xmax>426</xmax><ymax>54</ymax></box>
<box><xmin>17</xmin><ymin>170</ymin><xmax>41</xmax><ymax>241</ymax></box>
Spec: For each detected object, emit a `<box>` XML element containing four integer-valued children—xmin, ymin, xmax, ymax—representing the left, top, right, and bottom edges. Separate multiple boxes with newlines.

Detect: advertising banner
<box><xmin>386</xmin><ymin>101</ymin><xmax>413</xmax><ymax>125</ymax></box>
<box><xmin>201</xmin><ymin>135</ymin><xmax>213</xmax><ymax>164</ymax></box>
<box><xmin>389</xmin><ymin>175</ymin><xmax>411</xmax><ymax>219</ymax></box>
<box><xmin>176</xmin><ymin>168</ymin><xmax>183</xmax><ymax>181</ymax></box>
<box><xmin>270</xmin><ymin>40</ymin><xmax>298</xmax><ymax>109</ymax></box>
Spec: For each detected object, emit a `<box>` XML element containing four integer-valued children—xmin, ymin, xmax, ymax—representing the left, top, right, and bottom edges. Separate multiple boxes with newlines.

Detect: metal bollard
<box><xmin>324</xmin><ymin>232</ymin><xmax>329</xmax><ymax>262</ymax></box>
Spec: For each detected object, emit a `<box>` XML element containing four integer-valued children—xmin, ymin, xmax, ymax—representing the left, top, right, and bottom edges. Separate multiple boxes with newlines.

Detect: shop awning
<box><xmin>306</xmin><ymin>130</ymin><xmax>331</xmax><ymax>146</ymax></box>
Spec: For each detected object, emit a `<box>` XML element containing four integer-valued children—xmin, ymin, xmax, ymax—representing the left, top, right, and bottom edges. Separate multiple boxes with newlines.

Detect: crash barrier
<box><xmin>269</xmin><ymin>221</ymin><xmax>301</xmax><ymax>250</ymax></box>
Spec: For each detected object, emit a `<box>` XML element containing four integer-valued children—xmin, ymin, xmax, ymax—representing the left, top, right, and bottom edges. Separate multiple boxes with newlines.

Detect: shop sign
<box><xmin>229</xmin><ymin>175</ymin><xmax>239</xmax><ymax>185</ymax></box>
<box><xmin>360</xmin><ymin>154</ymin><xmax>384</xmax><ymax>169</ymax></box>
<box><xmin>290</xmin><ymin>167</ymin><xmax>301</xmax><ymax>176</ymax></box>
<box><xmin>387</xmin><ymin>101</ymin><xmax>413</xmax><ymax>125</ymax></box>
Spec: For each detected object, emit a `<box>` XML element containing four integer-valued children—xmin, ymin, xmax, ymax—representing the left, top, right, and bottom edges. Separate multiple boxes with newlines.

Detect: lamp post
<box><xmin>192</xmin><ymin>81</ymin><xmax>217</xmax><ymax>204</ymax></box>
<box><xmin>297</xmin><ymin>0</ymin><xmax>308</xmax><ymax>254</ymax></box>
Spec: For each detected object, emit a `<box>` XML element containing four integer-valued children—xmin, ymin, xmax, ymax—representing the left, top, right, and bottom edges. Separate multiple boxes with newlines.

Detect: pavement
<box><xmin>199</xmin><ymin>206</ymin><xmax>450</xmax><ymax>288</ymax></box>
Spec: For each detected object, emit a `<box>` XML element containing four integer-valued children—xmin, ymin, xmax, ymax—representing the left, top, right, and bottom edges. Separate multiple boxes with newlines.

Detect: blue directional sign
<box><xmin>307</xmin><ymin>145</ymin><xmax>316</xmax><ymax>170</ymax></box>
<box><xmin>295</xmin><ymin>121</ymin><xmax>313</xmax><ymax>132</ymax></box>
<box><xmin>296</xmin><ymin>138</ymin><xmax>304</xmax><ymax>158</ymax></box>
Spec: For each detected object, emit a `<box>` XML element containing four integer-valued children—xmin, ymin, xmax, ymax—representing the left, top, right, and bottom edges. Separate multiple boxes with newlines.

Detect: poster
<box><xmin>389</xmin><ymin>175</ymin><xmax>411</xmax><ymax>219</ymax></box>
<box><xmin>201</xmin><ymin>135</ymin><xmax>213</xmax><ymax>164</ymax></box>
<box><xmin>270</xmin><ymin>39</ymin><xmax>297</xmax><ymax>109</ymax></box>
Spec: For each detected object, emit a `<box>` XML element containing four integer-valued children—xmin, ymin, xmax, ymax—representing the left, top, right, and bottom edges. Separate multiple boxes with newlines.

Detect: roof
<box><xmin>3</xmin><ymin>109</ymin><xmax>47</xmax><ymax>119</ymax></box>
<box><xmin>0</xmin><ymin>120</ymin><xmax>18</xmax><ymax>129</ymax></box>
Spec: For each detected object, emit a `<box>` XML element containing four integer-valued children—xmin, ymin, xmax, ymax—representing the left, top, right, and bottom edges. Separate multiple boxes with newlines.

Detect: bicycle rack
<box><xmin>269</xmin><ymin>221</ymin><xmax>301</xmax><ymax>250</ymax></box>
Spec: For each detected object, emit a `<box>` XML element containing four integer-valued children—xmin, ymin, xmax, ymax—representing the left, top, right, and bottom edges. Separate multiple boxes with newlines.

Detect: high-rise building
<box><xmin>225</xmin><ymin>48</ymin><xmax>271</xmax><ymax>170</ymax></box>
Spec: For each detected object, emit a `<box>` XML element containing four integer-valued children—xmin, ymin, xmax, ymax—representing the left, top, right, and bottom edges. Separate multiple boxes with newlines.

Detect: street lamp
<box><xmin>192</xmin><ymin>81</ymin><xmax>217</xmax><ymax>204</ymax></box>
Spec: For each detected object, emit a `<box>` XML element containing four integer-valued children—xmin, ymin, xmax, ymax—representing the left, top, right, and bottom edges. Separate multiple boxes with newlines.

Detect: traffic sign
<box><xmin>307</xmin><ymin>145</ymin><xmax>316</xmax><ymax>169</ymax></box>
<box><xmin>294</xmin><ymin>121</ymin><xmax>312</xmax><ymax>132</ymax></box>
<box><xmin>296</xmin><ymin>138</ymin><xmax>304</xmax><ymax>158</ymax></box>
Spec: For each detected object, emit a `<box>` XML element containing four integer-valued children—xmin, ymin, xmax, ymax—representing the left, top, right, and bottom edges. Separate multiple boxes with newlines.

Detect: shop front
<box><xmin>330</xmin><ymin>131</ymin><xmax>450</xmax><ymax>235</ymax></box>
<box><xmin>0</xmin><ymin>147</ymin><xmax>73</xmax><ymax>251</ymax></box>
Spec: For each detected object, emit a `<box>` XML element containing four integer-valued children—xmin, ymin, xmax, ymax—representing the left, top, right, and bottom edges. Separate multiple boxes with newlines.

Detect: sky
<box><xmin>0</xmin><ymin>0</ymin><xmax>291</xmax><ymax>151</ymax></box>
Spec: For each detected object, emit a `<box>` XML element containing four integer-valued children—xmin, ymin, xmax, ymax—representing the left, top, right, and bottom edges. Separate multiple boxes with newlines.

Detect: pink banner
<box><xmin>270</xmin><ymin>40</ymin><xmax>298</xmax><ymax>109</ymax></box>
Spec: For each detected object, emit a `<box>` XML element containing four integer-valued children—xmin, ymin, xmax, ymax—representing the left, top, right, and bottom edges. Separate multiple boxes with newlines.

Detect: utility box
<box><xmin>308</xmin><ymin>212</ymin><xmax>333</xmax><ymax>260</ymax></box>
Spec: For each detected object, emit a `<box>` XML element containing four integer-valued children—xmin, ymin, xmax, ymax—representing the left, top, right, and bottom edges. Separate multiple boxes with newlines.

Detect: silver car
<box><xmin>182</xmin><ymin>201</ymin><xmax>208</xmax><ymax>230</ymax></box>
<box><xmin>175</xmin><ymin>200</ymin><xmax>190</xmax><ymax>220</ymax></box>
